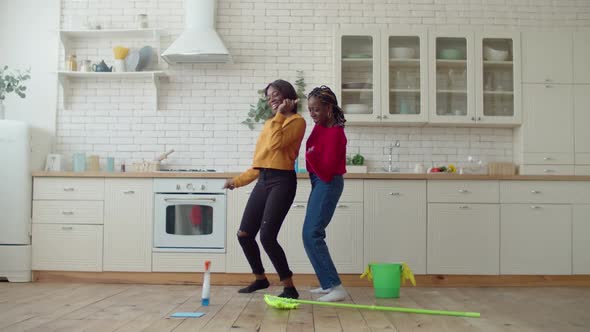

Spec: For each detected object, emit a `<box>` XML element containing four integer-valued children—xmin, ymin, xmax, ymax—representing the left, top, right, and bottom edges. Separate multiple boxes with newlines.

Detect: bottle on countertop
<box><xmin>121</xmin><ymin>160</ymin><xmax>126</xmax><ymax>172</ymax></box>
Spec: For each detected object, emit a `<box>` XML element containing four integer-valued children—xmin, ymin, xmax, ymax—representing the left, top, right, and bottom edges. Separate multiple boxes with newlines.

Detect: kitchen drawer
<box><xmin>32</xmin><ymin>223</ymin><xmax>103</xmax><ymax>271</ymax></box>
<box><xmin>575</xmin><ymin>166</ymin><xmax>590</xmax><ymax>176</ymax></box>
<box><xmin>500</xmin><ymin>181</ymin><xmax>579</xmax><ymax>203</ymax></box>
<box><xmin>294</xmin><ymin>179</ymin><xmax>362</xmax><ymax>202</ymax></box>
<box><xmin>576</xmin><ymin>153</ymin><xmax>590</xmax><ymax>165</ymax></box>
<box><xmin>519</xmin><ymin>165</ymin><xmax>575</xmax><ymax>175</ymax></box>
<box><xmin>33</xmin><ymin>178</ymin><xmax>105</xmax><ymax>200</ymax></box>
<box><xmin>152</xmin><ymin>252</ymin><xmax>226</xmax><ymax>272</ymax></box>
<box><xmin>32</xmin><ymin>200</ymin><xmax>104</xmax><ymax>225</ymax></box>
<box><xmin>427</xmin><ymin>181</ymin><xmax>499</xmax><ymax>203</ymax></box>
<box><xmin>523</xmin><ymin>152</ymin><xmax>574</xmax><ymax>165</ymax></box>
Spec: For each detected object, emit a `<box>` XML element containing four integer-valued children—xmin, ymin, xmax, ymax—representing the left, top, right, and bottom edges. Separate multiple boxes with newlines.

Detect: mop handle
<box><xmin>287</xmin><ymin>298</ymin><xmax>480</xmax><ymax>318</ymax></box>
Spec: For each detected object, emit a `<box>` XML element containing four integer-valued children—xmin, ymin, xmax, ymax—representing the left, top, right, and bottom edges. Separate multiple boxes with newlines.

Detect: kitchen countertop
<box><xmin>31</xmin><ymin>171</ymin><xmax>590</xmax><ymax>181</ymax></box>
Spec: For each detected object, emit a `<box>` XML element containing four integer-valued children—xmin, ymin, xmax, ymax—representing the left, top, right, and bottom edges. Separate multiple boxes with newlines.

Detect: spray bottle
<box><xmin>201</xmin><ymin>260</ymin><xmax>211</xmax><ymax>306</ymax></box>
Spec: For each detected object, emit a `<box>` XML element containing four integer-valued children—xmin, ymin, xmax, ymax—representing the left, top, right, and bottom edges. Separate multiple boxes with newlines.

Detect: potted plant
<box><xmin>243</xmin><ymin>70</ymin><xmax>306</xmax><ymax>130</ymax></box>
<box><xmin>347</xmin><ymin>152</ymin><xmax>367</xmax><ymax>173</ymax></box>
<box><xmin>0</xmin><ymin>66</ymin><xmax>31</xmax><ymax>120</ymax></box>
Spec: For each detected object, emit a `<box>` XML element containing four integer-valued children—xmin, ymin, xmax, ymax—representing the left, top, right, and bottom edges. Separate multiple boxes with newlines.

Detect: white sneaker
<box><xmin>318</xmin><ymin>285</ymin><xmax>347</xmax><ymax>302</ymax></box>
<box><xmin>310</xmin><ymin>287</ymin><xmax>331</xmax><ymax>294</ymax></box>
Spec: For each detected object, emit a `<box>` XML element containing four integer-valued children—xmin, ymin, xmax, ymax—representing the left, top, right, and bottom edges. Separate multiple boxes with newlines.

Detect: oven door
<box><xmin>154</xmin><ymin>193</ymin><xmax>226</xmax><ymax>250</ymax></box>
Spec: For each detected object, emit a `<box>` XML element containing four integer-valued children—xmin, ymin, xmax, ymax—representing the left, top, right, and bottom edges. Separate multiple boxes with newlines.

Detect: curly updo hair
<box><xmin>307</xmin><ymin>85</ymin><xmax>346</xmax><ymax>127</ymax></box>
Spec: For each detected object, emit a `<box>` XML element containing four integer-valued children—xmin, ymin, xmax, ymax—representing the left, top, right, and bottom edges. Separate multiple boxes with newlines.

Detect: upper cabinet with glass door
<box><xmin>381</xmin><ymin>30</ymin><xmax>428</xmax><ymax>124</ymax></box>
<box><xmin>335</xmin><ymin>29</ymin><xmax>381</xmax><ymax>123</ymax></box>
<box><xmin>475</xmin><ymin>32</ymin><xmax>521</xmax><ymax>125</ymax></box>
<box><xmin>429</xmin><ymin>31</ymin><xmax>475</xmax><ymax>124</ymax></box>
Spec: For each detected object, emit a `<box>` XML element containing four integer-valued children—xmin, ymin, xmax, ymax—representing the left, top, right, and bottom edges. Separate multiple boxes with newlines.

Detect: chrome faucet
<box><xmin>383</xmin><ymin>140</ymin><xmax>401</xmax><ymax>172</ymax></box>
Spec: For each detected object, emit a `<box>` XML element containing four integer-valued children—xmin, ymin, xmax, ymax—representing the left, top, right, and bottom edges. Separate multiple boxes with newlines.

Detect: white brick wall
<box><xmin>56</xmin><ymin>0</ymin><xmax>590</xmax><ymax>172</ymax></box>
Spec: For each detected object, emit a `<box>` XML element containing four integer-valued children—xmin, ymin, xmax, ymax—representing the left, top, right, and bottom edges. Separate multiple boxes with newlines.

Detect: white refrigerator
<box><xmin>0</xmin><ymin>120</ymin><xmax>32</xmax><ymax>282</ymax></box>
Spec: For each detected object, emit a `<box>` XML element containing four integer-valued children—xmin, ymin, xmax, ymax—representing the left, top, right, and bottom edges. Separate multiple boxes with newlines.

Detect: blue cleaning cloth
<box><xmin>170</xmin><ymin>312</ymin><xmax>205</xmax><ymax>318</ymax></box>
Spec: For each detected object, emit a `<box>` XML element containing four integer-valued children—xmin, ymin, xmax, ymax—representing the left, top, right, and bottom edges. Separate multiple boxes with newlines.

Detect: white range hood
<box><xmin>161</xmin><ymin>0</ymin><xmax>231</xmax><ymax>64</ymax></box>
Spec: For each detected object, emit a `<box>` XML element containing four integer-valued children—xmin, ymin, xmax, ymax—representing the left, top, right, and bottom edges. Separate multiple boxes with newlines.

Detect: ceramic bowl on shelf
<box><xmin>390</xmin><ymin>47</ymin><xmax>416</xmax><ymax>59</ymax></box>
<box><xmin>343</xmin><ymin>104</ymin><xmax>370</xmax><ymax>114</ymax></box>
<box><xmin>136</xmin><ymin>46</ymin><xmax>153</xmax><ymax>71</ymax></box>
<box><xmin>483</xmin><ymin>45</ymin><xmax>509</xmax><ymax>61</ymax></box>
<box><xmin>438</xmin><ymin>48</ymin><xmax>463</xmax><ymax>60</ymax></box>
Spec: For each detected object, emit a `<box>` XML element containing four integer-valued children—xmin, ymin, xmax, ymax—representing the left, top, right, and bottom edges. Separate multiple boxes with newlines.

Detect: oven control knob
<box><xmin>176</xmin><ymin>184</ymin><xmax>181</xmax><ymax>190</ymax></box>
<box><xmin>186</xmin><ymin>183</ymin><xmax>194</xmax><ymax>190</ymax></box>
<box><xmin>200</xmin><ymin>184</ymin><xmax>206</xmax><ymax>190</ymax></box>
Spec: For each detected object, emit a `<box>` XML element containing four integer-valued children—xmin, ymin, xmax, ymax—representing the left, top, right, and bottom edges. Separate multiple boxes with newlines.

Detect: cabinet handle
<box><xmin>376</xmin><ymin>115</ymin><xmax>382</xmax><ymax>119</ymax></box>
<box><xmin>530</xmin><ymin>190</ymin><xmax>541</xmax><ymax>194</ymax></box>
<box><xmin>389</xmin><ymin>192</ymin><xmax>401</xmax><ymax>196</ymax></box>
<box><xmin>477</xmin><ymin>117</ymin><xmax>482</xmax><ymax>121</ymax></box>
<box><xmin>458</xmin><ymin>189</ymin><xmax>470</xmax><ymax>193</ymax></box>
<box><xmin>61</xmin><ymin>211</ymin><xmax>74</xmax><ymax>215</ymax></box>
<box><xmin>544</xmin><ymin>84</ymin><xmax>552</xmax><ymax>88</ymax></box>
<box><xmin>61</xmin><ymin>226</ymin><xmax>73</xmax><ymax>230</ymax></box>
<box><xmin>292</xmin><ymin>204</ymin><xmax>305</xmax><ymax>208</ymax></box>
<box><xmin>543</xmin><ymin>169</ymin><xmax>555</xmax><ymax>173</ymax></box>
<box><xmin>530</xmin><ymin>205</ymin><xmax>542</xmax><ymax>209</ymax></box>
<box><xmin>543</xmin><ymin>157</ymin><xmax>553</xmax><ymax>161</ymax></box>
<box><xmin>544</xmin><ymin>78</ymin><xmax>552</xmax><ymax>83</ymax></box>
<box><xmin>459</xmin><ymin>205</ymin><xmax>470</xmax><ymax>209</ymax></box>
<box><xmin>123</xmin><ymin>190</ymin><xmax>135</xmax><ymax>194</ymax></box>
<box><xmin>471</xmin><ymin>117</ymin><xmax>475</xmax><ymax>121</ymax></box>
<box><xmin>63</xmin><ymin>187</ymin><xmax>75</xmax><ymax>192</ymax></box>
<box><xmin>382</xmin><ymin>115</ymin><xmax>388</xmax><ymax>119</ymax></box>
<box><xmin>336</xmin><ymin>204</ymin><xmax>348</xmax><ymax>208</ymax></box>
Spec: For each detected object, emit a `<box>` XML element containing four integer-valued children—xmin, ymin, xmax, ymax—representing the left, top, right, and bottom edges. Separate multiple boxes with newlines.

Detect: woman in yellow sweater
<box><xmin>223</xmin><ymin>79</ymin><xmax>306</xmax><ymax>299</ymax></box>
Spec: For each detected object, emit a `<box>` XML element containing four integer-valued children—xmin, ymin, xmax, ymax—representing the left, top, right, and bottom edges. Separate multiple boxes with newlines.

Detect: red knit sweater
<box><xmin>305</xmin><ymin>124</ymin><xmax>347</xmax><ymax>182</ymax></box>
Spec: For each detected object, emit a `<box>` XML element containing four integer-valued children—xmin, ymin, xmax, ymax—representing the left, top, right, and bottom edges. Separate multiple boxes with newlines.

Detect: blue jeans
<box><xmin>302</xmin><ymin>173</ymin><xmax>344</xmax><ymax>289</ymax></box>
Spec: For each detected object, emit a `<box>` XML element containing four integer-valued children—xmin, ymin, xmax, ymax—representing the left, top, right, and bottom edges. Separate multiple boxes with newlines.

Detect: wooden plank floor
<box><xmin>1</xmin><ymin>283</ymin><xmax>589</xmax><ymax>331</ymax></box>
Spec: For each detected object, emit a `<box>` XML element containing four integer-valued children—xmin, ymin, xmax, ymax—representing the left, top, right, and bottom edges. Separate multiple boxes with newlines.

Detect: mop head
<box><xmin>264</xmin><ymin>295</ymin><xmax>299</xmax><ymax>310</ymax></box>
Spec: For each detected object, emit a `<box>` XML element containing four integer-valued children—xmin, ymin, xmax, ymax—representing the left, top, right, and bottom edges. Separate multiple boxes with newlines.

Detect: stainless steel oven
<box><xmin>154</xmin><ymin>178</ymin><xmax>226</xmax><ymax>252</ymax></box>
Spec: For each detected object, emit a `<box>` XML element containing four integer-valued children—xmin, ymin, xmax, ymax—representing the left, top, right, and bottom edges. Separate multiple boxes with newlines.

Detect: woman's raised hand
<box><xmin>223</xmin><ymin>179</ymin><xmax>236</xmax><ymax>190</ymax></box>
<box><xmin>277</xmin><ymin>98</ymin><xmax>299</xmax><ymax>115</ymax></box>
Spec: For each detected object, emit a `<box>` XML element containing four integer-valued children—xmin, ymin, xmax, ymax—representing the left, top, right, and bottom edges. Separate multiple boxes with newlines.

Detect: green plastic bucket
<box><xmin>370</xmin><ymin>263</ymin><xmax>402</xmax><ymax>298</ymax></box>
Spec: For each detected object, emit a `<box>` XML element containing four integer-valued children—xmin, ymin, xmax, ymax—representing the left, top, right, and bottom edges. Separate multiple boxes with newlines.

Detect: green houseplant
<box><xmin>243</xmin><ymin>70</ymin><xmax>306</xmax><ymax>130</ymax></box>
<box><xmin>0</xmin><ymin>66</ymin><xmax>31</xmax><ymax>119</ymax></box>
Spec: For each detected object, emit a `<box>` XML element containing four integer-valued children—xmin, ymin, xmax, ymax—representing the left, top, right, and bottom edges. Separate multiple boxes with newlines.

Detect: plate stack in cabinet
<box><xmin>517</xmin><ymin>31</ymin><xmax>590</xmax><ymax>175</ymax></box>
<box><xmin>427</xmin><ymin>181</ymin><xmax>500</xmax><ymax>275</ymax></box>
<box><xmin>32</xmin><ymin>178</ymin><xmax>104</xmax><ymax>271</ymax></box>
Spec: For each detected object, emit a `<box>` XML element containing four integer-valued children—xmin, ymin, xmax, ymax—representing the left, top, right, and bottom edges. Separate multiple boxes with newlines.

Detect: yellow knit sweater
<box><xmin>233</xmin><ymin>112</ymin><xmax>306</xmax><ymax>187</ymax></box>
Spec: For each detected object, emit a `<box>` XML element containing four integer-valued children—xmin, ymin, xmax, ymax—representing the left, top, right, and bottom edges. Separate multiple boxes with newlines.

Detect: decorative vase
<box><xmin>0</xmin><ymin>101</ymin><xmax>5</xmax><ymax>120</ymax></box>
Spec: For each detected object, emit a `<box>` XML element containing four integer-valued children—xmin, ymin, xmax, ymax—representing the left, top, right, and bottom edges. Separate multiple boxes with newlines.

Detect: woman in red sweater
<box><xmin>303</xmin><ymin>86</ymin><xmax>348</xmax><ymax>302</ymax></box>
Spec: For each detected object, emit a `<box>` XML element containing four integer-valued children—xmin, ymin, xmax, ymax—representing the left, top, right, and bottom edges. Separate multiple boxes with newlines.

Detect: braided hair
<box><xmin>307</xmin><ymin>85</ymin><xmax>346</xmax><ymax>127</ymax></box>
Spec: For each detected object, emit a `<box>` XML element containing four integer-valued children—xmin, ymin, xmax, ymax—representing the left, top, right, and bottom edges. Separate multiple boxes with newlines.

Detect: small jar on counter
<box><xmin>67</xmin><ymin>55</ymin><xmax>77</xmax><ymax>71</ymax></box>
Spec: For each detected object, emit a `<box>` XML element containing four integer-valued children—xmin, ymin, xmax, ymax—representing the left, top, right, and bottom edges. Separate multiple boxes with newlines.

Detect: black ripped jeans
<box><xmin>238</xmin><ymin>168</ymin><xmax>297</xmax><ymax>281</ymax></box>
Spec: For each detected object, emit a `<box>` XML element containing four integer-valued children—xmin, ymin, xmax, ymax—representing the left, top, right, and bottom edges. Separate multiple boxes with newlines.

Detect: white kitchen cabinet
<box><xmin>380</xmin><ymin>29</ymin><xmax>429</xmax><ymax>124</ymax></box>
<box><xmin>335</xmin><ymin>28</ymin><xmax>382</xmax><ymax>124</ymax></box>
<box><xmin>103</xmin><ymin>179</ymin><xmax>153</xmax><ymax>272</ymax></box>
<box><xmin>364</xmin><ymin>180</ymin><xmax>426</xmax><ymax>274</ymax></box>
<box><xmin>283</xmin><ymin>180</ymin><xmax>363</xmax><ymax>274</ymax></box>
<box><xmin>573</xmin><ymin>205</ymin><xmax>590</xmax><ymax>274</ymax></box>
<box><xmin>522</xmin><ymin>31</ymin><xmax>572</xmax><ymax>84</ymax></box>
<box><xmin>32</xmin><ymin>223</ymin><xmax>103</xmax><ymax>271</ymax></box>
<box><xmin>32</xmin><ymin>177</ymin><xmax>104</xmax><ymax>271</ymax></box>
<box><xmin>427</xmin><ymin>203</ymin><xmax>499</xmax><ymax>275</ymax></box>
<box><xmin>574</xmin><ymin>85</ymin><xmax>590</xmax><ymax>165</ymax></box>
<box><xmin>573</xmin><ymin>32</ymin><xmax>590</xmax><ymax>84</ymax></box>
<box><xmin>427</xmin><ymin>180</ymin><xmax>499</xmax><ymax>274</ymax></box>
<box><xmin>520</xmin><ymin>84</ymin><xmax>574</xmax><ymax>174</ymax></box>
<box><xmin>282</xmin><ymin>201</ymin><xmax>364</xmax><ymax>274</ymax></box>
<box><xmin>225</xmin><ymin>183</ymin><xmax>255</xmax><ymax>273</ymax></box>
<box><xmin>428</xmin><ymin>30</ymin><xmax>475</xmax><ymax>125</ymax></box>
<box><xmin>475</xmin><ymin>32</ymin><xmax>521</xmax><ymax>126</ymax></box>
<box><xmin>500</xmin><ymin>204</ymin><xmax>572</xmax><ymax>275</ymax></box>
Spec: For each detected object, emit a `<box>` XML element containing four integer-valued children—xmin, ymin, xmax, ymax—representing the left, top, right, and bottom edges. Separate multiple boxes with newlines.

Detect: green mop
<box><xmin>264</xmin><ymin>295</ymin><xmax>480</xmax><ymax>318</ymax></box>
